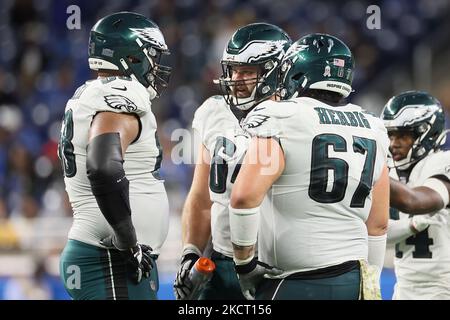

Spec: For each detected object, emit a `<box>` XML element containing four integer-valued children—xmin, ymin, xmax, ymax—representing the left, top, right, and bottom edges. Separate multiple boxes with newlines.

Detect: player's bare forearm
<box><xmin>230</xmin><ymin>137</ymin><xmax>284</xmax><ymax>209</ymax></box>
<box><xmin>366</xmin><ymin>165</ymin><xmax>389</xmax><ymax>236</ymax></box>
<box><xmin>390</xmin><ymin>178</ymin><xmax>445</xmax><ymax>214</ymax></box>
<box><xmin>181</xmin><ymin>192</ymin><xmax>211</xmax><ymax>251</ymax></box>
<box><xmin>181</xmin><ymin>144</ymin><xmax>213</xmax><ymax>251</ymax></box>
<box><xmin>389</xmin><ymin>178</ymin><xmax>412</xmax><ymax>212</ymax></box>
<box><xmin>232</xmin><ymin>243</ymin><xmax>256</xmax><ymax>261</ymax></box>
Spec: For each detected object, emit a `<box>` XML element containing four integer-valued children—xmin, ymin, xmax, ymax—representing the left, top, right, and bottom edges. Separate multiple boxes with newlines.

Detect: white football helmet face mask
<box><xmin>220</xmin><ymin>64</ymin><xmax>262</xmax><ymax>111</ymax></box>
<box><xmin>389</xmin><ymin>140</ymin><xmax>415</xmax><ymax>170</ymax></box>
<box><xmin>230</xmin><ymin>86</ymin><xmax>258</xmax><ymax>111</ymax></box>
<box><xmin>214</xmin><ymin>23</ymin><xmax>291</xmax><ymax>111</ymax></box>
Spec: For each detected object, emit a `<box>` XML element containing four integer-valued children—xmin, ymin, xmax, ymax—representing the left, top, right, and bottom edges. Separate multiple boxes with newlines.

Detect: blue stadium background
<box><xmin>0</xmin><ymin>0</ymin><xmax>449</xmax><ymax>299</ymax></box>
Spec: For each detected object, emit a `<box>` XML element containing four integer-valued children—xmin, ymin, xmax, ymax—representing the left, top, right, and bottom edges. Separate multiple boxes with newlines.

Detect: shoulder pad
<box><xmin>82</xmin><ymin>78</ymin><xmax>150</xmax><ymax>116</ymax></box>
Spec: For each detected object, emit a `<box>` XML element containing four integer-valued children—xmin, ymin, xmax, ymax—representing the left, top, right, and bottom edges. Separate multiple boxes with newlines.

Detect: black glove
<box><xmin>173</xmin><ymin>245</ymin><xmax>201</xmax><ymax>300</ymax></box>
<box><xmin>235</xmin><ymin>257</ymin><xmax>282</xmax><ymax>300</ymax></box>
<box><xmin>101</xmin><ymin>235</ymin><xmax>154</xmax><ymax>284</ymax></box>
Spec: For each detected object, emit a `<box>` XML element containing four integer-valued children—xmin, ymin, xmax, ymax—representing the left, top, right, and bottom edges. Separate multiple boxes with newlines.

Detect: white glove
<box><xmin>411</xmin><ymin>212</ymin><xmax>448</xmax><ymax>233</ymax></box>
<box><xmin>173</xmin><ymin>244</ymin><xmax>201</xmax><ymax>300</ymax></box>
<box><xmin>235</xmin><ymin>257</ymin><xmax>283</xmax><ymax>300</ymax></box>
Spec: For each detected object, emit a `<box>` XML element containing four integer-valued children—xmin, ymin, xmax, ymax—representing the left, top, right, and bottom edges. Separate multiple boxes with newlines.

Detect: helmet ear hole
<box><xmin>292</xmin><ymin>72</ymin><xmax>304</xmax><ymax>81</ymax></box>
<box><xmin>127</xmin><ymin>56</ymin><xmax>141</xmax><ymax>64</ymax></box>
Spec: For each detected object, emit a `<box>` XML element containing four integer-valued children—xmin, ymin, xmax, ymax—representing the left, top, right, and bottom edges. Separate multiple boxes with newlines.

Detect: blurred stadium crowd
<box><xmin>0</xmin><ymin>0</ymin><xmax>449</xmax><ymax>299</ymax></box>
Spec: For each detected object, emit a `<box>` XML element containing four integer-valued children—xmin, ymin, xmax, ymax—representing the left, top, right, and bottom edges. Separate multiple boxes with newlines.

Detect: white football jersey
<box><xmin>192</xmin><ymin>96</ymin><xmax>254</xmax><ymax>257</ymax></box>
<box><xmin>390</xmin><ymin>150</ymin><xmax>450</xmax><ymax>299</ymax></box>
<box><xmin>59</xmin><ymin>76</ymin><xmax>169</xmax><ymax>253</ymax></box>
<box><xmin>242</xmin><ymin>97</ymin><xmax>389</xmax><ymax>277</ymax></box>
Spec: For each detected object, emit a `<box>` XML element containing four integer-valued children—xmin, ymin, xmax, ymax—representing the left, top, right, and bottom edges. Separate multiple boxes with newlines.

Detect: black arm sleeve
<box><xmin>86</xmin><ymin>132</ymin><xmax>137</xmax><ymax>248</ymax></box>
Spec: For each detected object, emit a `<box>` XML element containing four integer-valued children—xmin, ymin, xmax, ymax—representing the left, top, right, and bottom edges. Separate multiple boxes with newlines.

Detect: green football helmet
<box><xmin>382</xmin><ymin>91</ymin><xmax>446</xmax><ymax>169</ymax></box>
<box><xmin>215</xmin><ymin>23</ymin><xmax>292</xmax><ymax>111</ymax></box>
<box><xmin>88</xmin><ymin>12</ymin><xmax>171</xmax><ymax>99</ymax></box>
<box><xmin>279</xmin><ymin>33</ymin><xmax>354</xmax><ymax>99</ymax></box>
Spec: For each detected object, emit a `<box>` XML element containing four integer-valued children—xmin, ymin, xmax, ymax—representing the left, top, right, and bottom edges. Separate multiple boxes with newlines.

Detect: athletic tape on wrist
<box><xmin>182</xmin><ymin>243</ymin><xmax>202</xmax><ymax>257</ymax></box>
<box><xmin>229</xmin><ymin>205</ymin><xmax>259</xmax><ymax>247</ymax></box>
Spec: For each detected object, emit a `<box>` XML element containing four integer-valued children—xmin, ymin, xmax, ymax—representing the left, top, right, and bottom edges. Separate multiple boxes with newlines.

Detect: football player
<box><xmin>58</xmin><ymin>12</ymin><xmax>171</xmax><ymax>300</ymax></box>
<box><xmin>229</xmin><ymin>34</ymin><xmax>390</xmax><ymax>300</ymax></box>
<box><xmin>173</xmin><ymin>23</ymin><xmax>291</xmax><ymax>300</ymax></box>
<box><xmin>382</xmin><ymin>91</ymin><xmax>450</xmax><ymax>299</ymax></box>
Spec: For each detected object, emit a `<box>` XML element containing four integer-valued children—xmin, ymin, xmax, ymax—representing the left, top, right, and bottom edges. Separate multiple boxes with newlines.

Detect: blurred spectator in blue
<box><xmin>2</xmin><ymin>257</ymin><xmax>53</xmax><ymax>300</ymax></box>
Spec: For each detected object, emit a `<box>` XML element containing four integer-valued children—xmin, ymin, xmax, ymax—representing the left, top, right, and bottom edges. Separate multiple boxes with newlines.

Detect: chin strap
<box><xmin>146</xmin><ymin>84</ymin><xmax>158</xmax><ymax>100</ymax></box>
<box><xmin>231</xmin><ymin>86</ymin><xmax>258</xmax><ymax>111</ymax></box>
<box><xmin>129</xmin><ymin>74</ymin><xmax>157</xmax><ymax>100</ymax></box>
<box><xmin>391</xmin><ymin>147</ymin><xmax>414</xmax><ymax>170</ymax></box>
<box><xmin>391</xmin><ymin>129</ymin><xmax>449</xmax><ymax>171</ymax></box>
<box><xmin>435</xmin><ymin>129</ymin><xmax>450</xmax><ymax>149</ymax></box>
<box><xmin>390</xmin><ymin>134</ymin><xmax>425</xmax><ymax>170</ymax></box>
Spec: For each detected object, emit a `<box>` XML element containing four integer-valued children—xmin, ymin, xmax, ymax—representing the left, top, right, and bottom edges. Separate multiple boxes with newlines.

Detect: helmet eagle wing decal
<box><xmin>129</xmin><ymin>27</ymin><xmax>168</xmax><ymax>50</ymax></box>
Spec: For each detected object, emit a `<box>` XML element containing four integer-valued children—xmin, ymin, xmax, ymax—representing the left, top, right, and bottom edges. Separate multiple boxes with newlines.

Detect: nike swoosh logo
<box><xmin>253</xmin><ymin>107</ymin><xmax>265</xmax><ymax>112</ymax></box>
<box><xmin>112</xmin><ymin>86</ymin><xmax>127</xmax><ymax>91</ymax></box>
